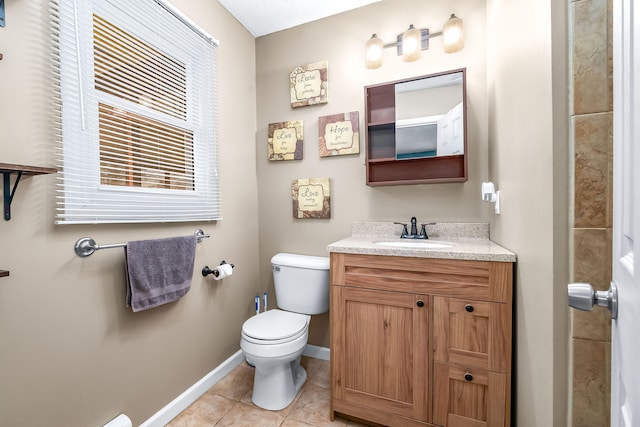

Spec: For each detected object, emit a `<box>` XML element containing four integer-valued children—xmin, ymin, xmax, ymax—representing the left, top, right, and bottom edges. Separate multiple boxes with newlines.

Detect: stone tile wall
<box><xmin>569</xmin><ymin>0</ymin><xmax>612</xmax><ymax>425</ymax></box>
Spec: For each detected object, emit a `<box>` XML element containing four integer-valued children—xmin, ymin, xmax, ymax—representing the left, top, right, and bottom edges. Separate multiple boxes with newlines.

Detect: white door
<box><xmin>610</xmin><ymin>0</ymin><xmax>640</xmax><ymax>424</ymax></box>
<box><xmin>568</xmin><ymin>0</ymin><xmax>640</xmax><ymax>425</ymax></box>
<box><xmin>436</xmin><ymin>102</ymin><xmax>464</xmax><ymax>156</ymax></box>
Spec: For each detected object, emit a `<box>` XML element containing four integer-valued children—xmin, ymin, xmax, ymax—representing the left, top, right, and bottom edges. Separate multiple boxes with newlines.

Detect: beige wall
<box><xmin>0</xmin><ymin>0</ymin><xmax>571</xmax><ymax>425</ymax></box>
<box><xmin>486</xmin><ymin>0</ymin><xmax>569</xmax><ymax>426</ymax></box>
<box><xmin>0</xmin><ymin>0</ymin><xmax>259</xmax><ymax>425</ymax></box>
<box><xmin>255</xmin><ymin>0</ymin><xmax>489</xmax><ymax>347</ymax></box>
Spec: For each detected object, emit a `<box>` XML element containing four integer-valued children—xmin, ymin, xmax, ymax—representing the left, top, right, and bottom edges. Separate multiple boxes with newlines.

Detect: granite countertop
<box><xmin>327</xmin><ymin>222</ymin><xmax>516</xmax><ymax>263</ymax></box>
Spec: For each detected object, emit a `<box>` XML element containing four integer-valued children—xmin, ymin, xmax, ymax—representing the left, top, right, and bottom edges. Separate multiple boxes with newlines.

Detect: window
<box><xmin>51</xmin><ymin>0</ymin><xmax>220</xmax><ymax>223</ymax></box>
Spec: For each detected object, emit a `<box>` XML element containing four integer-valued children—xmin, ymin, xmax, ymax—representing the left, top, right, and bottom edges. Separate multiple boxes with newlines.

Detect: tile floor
<box><xmin>166</xmin><ymin>356</ymin><xmax>368</xmax><ymax>426</ymax></box>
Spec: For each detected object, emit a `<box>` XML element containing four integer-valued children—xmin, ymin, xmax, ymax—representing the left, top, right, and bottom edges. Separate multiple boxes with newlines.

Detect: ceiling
<box><xmin>216</xmin><ymin>0</ymin><xmax>382</xmax><ymax>37</ymax></box>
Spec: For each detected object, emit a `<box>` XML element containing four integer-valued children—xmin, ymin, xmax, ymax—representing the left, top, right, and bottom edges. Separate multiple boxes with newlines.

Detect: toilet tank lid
<box><xmin>271</xmin><ymin>253</ymin><xmax>330</xmax><ymax>270</ymax></box>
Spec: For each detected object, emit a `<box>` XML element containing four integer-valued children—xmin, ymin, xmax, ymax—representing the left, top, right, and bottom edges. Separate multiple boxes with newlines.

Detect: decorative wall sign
<box><xmin>268</xmin><ymin>120</ymin><xmax>303</xmax><ymax>161</ymax></box>
<box><xmin>290</xmin><ymin>61</ymin><xmax>328</xmax><ymax>108</ymax></box>
<box><xmin>292</xmin><ymin>178</ymin><xmax>331</xmax><ymax>219</ymax></box>
<box><xmin>319</xmin><ymin>111</ymin><xmax>360</xmax><ymax>157</ymax></box>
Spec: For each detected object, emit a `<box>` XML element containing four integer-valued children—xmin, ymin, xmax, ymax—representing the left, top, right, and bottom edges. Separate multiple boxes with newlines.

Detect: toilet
<box><xmin>240</xmin><ymin>253</ymin><xmax>330</xmax><ymax>410</ymax></box>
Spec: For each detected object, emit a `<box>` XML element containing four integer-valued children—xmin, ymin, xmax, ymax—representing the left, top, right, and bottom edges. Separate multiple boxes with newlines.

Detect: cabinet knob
<box><xmin>464</xmin><ymin>372</ymin><xmax>473</xmax><ymax>382</ymax></box>
<box><xmin>416</xmin><ymin>300</ymin><xmax>425</xmax><ymax>307</ymax></box>
<box><xmin>465</xmin><ymin>304</ymin><xmax>474</xmax><ymax>313</ymax></box>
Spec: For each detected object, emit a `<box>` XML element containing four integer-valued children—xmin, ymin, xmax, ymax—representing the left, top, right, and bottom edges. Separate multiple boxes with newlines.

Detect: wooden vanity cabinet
<box><xmin>330</xmin><ymin>253</ymin><xmax>513</xmax><ymax>427</ymax></box>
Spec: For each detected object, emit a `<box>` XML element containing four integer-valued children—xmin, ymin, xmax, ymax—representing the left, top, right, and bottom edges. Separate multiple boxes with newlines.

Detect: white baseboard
<box><xmin>140</xmin><ymin>350</ymin><xmax>245</xmax><ymax>427</ymax></box>
<box><xmin>303</xmin><ymin>344</ymin><xmax>330</xmax><ymax>361</ymax></box>
<box><xmin>140</xmin><ymin>344</ymin><xmax>330</xmax><ymax>426</ymax></box>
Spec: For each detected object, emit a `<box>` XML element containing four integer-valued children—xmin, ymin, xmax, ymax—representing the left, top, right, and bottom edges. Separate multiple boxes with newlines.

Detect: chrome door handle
<box><xmin>568</xmin><ymin>282</ymin><xmax>618</xmax><ymax>319</ymax></box>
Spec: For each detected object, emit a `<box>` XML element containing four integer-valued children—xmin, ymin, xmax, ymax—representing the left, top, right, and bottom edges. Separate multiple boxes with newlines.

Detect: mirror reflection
<box><xmin>395</xmin><ymin>71</ymin><xmax>464</xmax><ymax>160</ymax></box>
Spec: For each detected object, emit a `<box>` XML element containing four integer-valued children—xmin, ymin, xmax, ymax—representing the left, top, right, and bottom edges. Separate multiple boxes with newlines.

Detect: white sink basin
<box><xmin>375</xmin><ymin>240</ymin><xmax>453</xmax><ymax>249</ymax></box>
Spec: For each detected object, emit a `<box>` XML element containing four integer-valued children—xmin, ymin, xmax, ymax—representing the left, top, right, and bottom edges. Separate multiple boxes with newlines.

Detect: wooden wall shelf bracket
<box><xmin>0</xmin><ymin>163</ymin><xmax>57</xmax><ymax>221</ymax></box>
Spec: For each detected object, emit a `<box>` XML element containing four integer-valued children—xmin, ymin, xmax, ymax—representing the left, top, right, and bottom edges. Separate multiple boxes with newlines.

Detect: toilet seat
<box><xmin>242</xmin><ymin>309</ymin><xmax>309</xmax><ymax>345</ymax></box>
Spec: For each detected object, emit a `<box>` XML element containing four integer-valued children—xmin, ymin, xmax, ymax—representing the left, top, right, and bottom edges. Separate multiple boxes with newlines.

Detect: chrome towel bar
<box><xmin>73</xmin><ymin>229</ymin><xmax>210</xmax><ymax>258</ymax></box>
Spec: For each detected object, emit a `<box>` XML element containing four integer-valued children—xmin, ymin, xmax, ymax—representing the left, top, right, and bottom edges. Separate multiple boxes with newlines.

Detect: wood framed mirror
<box><xmin>365</xmin><ymin>68</ymin><xmax>467</xmax><ymax>186</ymax></box>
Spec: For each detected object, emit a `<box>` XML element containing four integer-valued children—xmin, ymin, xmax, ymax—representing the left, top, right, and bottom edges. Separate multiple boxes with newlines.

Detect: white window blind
<box><xmin>50</xmin><ymin>0</ymin><xmax>221</xmax><ymax>224</ymax></box>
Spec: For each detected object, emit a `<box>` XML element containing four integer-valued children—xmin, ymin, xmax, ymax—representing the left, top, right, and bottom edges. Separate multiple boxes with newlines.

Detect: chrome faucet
<box><xmin>394</xmin><ymin>217</ymin><xmax>434</xmax><ymax>239</ymax></box>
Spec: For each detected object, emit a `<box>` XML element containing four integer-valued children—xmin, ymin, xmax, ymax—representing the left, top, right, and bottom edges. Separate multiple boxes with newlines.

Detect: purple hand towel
<box><xmin>125</xmin><ymin>235</ymin><xmax>197</xmax><ymax>312</ymax></box>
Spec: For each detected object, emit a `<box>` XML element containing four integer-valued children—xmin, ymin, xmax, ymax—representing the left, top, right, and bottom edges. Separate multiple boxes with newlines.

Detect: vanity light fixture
<box><xmin>443</xmin><ymin>14</ymin><xmax>464</xmax><ymax>53</ymax></box>
<box><xmin>365</xmin><ymin>34</ymin><xmax>384</xmax><ymax>69</ymax></box>
<box><xmin>365</xmin><ymin>13</ymin><xmax>464</xmax><ymax>69</ymax></box>
<box><xmin>401</xmin><ymin>25</ymin><xmax>422</xmax><ymax>62</ymax></box>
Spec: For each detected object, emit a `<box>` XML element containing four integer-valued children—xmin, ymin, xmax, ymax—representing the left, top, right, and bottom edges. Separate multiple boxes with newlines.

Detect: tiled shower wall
<box><xmin>570</xmin><ymin>0</ymin><xmax>612</xmax><ymax>425</ymax></box>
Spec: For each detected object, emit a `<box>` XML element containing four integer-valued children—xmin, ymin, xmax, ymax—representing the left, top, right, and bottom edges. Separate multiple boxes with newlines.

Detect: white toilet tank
<box><xmin>271</xmin><ymin>253</ymin><xmax>330</xmax><ymax>315</ymax></box>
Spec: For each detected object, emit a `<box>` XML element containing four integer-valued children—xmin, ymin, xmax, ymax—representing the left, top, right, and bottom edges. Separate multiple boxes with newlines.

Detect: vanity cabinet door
<box><xmin>433</xmin><ymin>362</ymin><xmax>507</xmax><ymax>427</ymax></box>
<box><xmin>433</xmin><ymin>297</ymin><xmax>510</xmax><ymax>373</ymax></box>
<box><xmin>331</xmin><ymin>286</ymin><xmax>430</xmax><ymax>424</ymax></box>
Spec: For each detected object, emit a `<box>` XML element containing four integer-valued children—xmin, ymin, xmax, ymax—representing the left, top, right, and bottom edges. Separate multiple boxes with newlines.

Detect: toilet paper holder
<box><xmin>202</xmin><ymin>261</ymin><xmax>234</xmax><ymax>277</ymax></box>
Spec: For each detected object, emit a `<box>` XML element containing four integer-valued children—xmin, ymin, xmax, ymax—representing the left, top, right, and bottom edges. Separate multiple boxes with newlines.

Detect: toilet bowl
<box><xmin>240</xmin><ymin>253</ymin><xmax>330</xmax><ymax>411</ymax></box>
<box><xmin>240</xmin><ymin>309</ymin><xmax>310</xmax><ymax>410</ymax></box>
